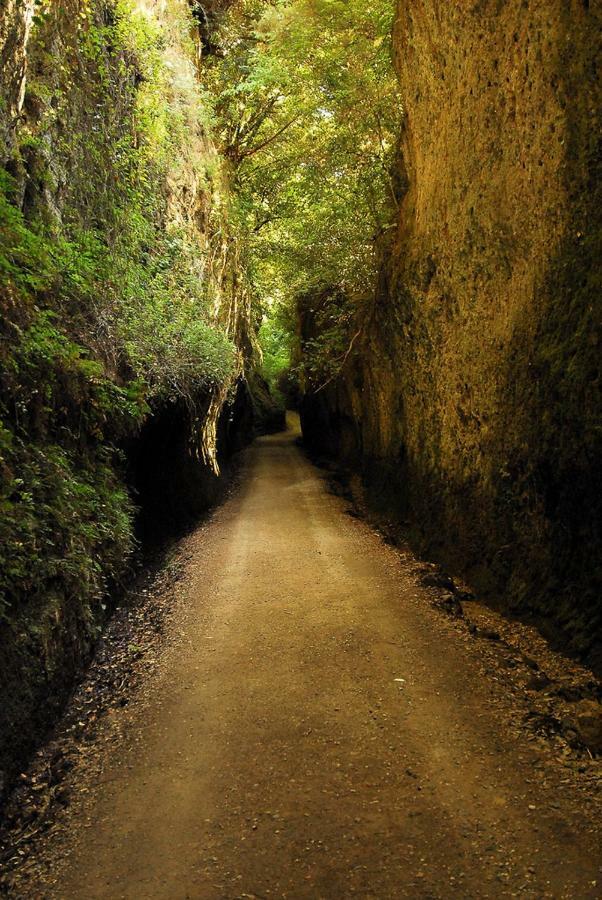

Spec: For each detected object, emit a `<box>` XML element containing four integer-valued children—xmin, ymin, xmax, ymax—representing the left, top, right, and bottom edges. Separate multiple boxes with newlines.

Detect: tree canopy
<box><xmin>204</xmin><ymin>0</ymin><xmax>401</xmax><ymax>388</ymax></box>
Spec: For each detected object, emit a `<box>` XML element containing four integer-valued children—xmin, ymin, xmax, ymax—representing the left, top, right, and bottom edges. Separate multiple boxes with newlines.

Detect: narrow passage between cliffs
<box><xmin>8</xmin><ymin>416</ymin><xmax>602</xmax><ymax>899</ymax></box>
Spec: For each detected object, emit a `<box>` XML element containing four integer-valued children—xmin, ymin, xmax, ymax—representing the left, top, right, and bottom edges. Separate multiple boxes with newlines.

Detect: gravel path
<box><xmin>11</xmin><ymin>418</ymin><xmax>601</xmax><ymax>898</ymax></box>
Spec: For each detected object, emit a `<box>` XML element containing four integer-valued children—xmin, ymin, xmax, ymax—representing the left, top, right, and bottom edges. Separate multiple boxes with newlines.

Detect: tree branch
<box><xmin>312</xmin><ymin>329</ymin><xmax>362</xmax><ymax>394</ymax></box>
<box><xmin>239</xmin><ymin>116</ymin><xmax>300</xmax><ymax>160</ymax></box>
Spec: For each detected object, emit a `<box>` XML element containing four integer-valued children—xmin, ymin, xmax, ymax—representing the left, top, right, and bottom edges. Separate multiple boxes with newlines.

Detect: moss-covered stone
<box><xmin>0</xmin><ymin>0</ymin><xmax>262</xmax><ymax>795</ymax></box>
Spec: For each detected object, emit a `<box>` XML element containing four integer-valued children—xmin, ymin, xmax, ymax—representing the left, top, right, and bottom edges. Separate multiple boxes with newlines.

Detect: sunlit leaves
<box><xmin>206</xmin><ymin>0</ymin><xmax>401</xmax><ymax>308</ymax></box>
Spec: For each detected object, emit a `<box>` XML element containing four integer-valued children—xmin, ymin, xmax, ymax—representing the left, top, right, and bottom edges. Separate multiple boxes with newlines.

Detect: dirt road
<box><xmin>19</xmin><ymin>417</ymin><xmax>601</xmax><ymax>898</ymax></box>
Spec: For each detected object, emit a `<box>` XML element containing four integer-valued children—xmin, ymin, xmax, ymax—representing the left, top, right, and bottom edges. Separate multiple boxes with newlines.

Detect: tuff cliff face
<box><xmin>0</xmin><ymin>0</ymin><xmax>265</xmax><ymax>793</ymax></box>
<box><xmin>301</xmin><ymin>1</ymin><xmax>601</xmax><ymax>666</ymax></box>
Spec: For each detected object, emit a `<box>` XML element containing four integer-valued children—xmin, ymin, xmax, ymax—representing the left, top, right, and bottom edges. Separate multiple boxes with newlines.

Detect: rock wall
<box><xmin>0</xmin><ymin>0</ymin><xmax>269</xmax><ymax>796</ymax></box>
<box><xmin>301</xmin><ymin>0</ymin><xmax>601</xmax><ymax>667</ymax></box>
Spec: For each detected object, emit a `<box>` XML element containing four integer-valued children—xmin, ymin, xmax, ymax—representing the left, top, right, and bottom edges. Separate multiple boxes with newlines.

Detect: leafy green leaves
<box><xmin>0</xmin><ymin>427</ymin><xmax>134</xmax><ymax>621</ymax></box>
<box><xmin>208</xmin><ymin>0</ymin><xmax>400</xmax><ymax>300</ymax></box>
<box><xmin>0</xmin><ymin>0</ymin><xmax>241</xmax><ymax>623</ymax></box>
<box><xmin>205</xmin><ymin>0</ymin><xmax>400</xmax><ymax>390</ymax></box>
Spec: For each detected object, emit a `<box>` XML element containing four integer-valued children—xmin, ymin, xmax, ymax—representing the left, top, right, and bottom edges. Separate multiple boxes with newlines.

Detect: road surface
<box><xmin>24</xmin><ymin>417</ymin><xmax>602</xmax><ymax>898</ymax></box>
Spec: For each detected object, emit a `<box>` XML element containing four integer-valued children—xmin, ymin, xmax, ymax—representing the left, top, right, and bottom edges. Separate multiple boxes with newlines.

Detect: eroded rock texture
<box><xmin>302</xmin><ymin>0</ymin><xmax>601</xmax><ymax>665</ymax></box>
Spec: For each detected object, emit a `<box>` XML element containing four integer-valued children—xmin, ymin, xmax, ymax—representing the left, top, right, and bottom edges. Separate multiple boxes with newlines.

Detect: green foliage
<box><xmin>258</xmin><ymin>305</ymin><xmax>294</xmax><ymax>400</ymax></box>
<box><xmin>0</xmin><ymin>183</ymin><xmax>141</xmax><ymax>622</ymax></box>
<box><xmin>110</xmin><ymin>226</ymin><xmax>237</xmax><ymax>400</ymax></box>
<box><xmin>207</xmin><ymin>0</ymin><xmax>400</xmax><ymax>387</ymax></box>
<box><xmin>0</xmin><ymin>0</ymin><xmax>239</xmax><ymax>628</ymax></box>
<box><xmin>0</xmin><ymin>427</ymin><xmax>134</xmax><ymax>621</ymax></box>
<box><xmin>0</xmin><ymin>170</ymin><xmax>53</xmax><ymax>293</ymax></box>
<box><xmin>297</xmin><ymin>288</ymin><xmax>357</xmax><ymax>390</ymax></box>
<box><xmin>11</xmin><ymin>310</ymin><xmax>148</xmax><ymax>434</ymax></box>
